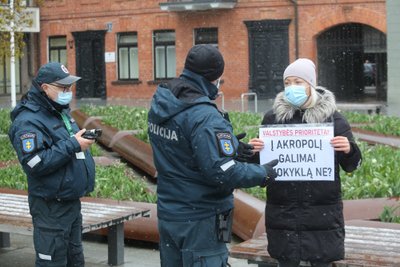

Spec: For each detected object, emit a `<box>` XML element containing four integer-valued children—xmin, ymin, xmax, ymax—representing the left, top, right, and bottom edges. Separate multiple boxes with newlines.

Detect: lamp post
<box><xmin>10</xmin><ymin>0</ymin><xmax>16</xmax><ymax>108</ymax></box>
<box><xmin>2</xmin><ymin>1</ymin><xmax>40</xmax><ymax>108</ymax></box>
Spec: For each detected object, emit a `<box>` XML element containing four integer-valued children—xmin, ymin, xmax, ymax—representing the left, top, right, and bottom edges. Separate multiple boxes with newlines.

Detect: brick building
<box><xmin>2</xmin><ymin>0</ymin><xmax>388</xmax><ymax>108</ymax></box>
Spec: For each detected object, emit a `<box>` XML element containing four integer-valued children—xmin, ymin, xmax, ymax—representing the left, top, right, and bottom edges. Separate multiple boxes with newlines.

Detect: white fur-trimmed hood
<box><xmin>273</xmin><ymin>87</ymin><xmax>337</xmax><ymax>123</ymax></box>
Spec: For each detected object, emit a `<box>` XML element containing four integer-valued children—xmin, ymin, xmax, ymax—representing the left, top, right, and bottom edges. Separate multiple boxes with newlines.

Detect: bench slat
<box><xmin>230</xmin><ymin>226</ymin><xmax>400</xmax><ymax>267</ymax></box>
<box><xmin>0</xmin><ymin>192</ymin><xmax>150</xmax><ymax>266</ymax></box>
<box><xmin>0</xmin><ymin>193</ymin><xmax>150</xmax><ymax>233</ymax></box>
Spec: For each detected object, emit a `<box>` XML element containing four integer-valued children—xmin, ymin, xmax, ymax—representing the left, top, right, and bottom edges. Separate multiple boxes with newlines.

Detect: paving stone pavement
<box><xmin>0</xmin><ymin>233</ymin><xmax>256</xmax><ymax>267</ymax></box>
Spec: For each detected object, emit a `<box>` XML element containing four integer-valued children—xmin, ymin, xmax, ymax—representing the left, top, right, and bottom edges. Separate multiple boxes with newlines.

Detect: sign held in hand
<box><xmin>259</xmin><ymin>123</ymin><xmax>334</xmax><ymax>181</ymax></box>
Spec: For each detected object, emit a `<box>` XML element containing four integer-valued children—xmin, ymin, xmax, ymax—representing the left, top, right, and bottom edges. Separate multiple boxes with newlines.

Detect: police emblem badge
<box><xmin>20</xmin><ymin>133</ymin><xmax>37</xmax><ymax>154</ymax></box>
<box><xmin>216</xmin><ymin>132</ymin><xmax>236</xmax><ymax>157</ymax></box>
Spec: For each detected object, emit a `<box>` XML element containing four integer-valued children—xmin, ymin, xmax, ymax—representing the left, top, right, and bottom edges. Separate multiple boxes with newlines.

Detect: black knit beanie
<box><xmin>184</xmin><ymin>44</ymin><xmax>225</xmax><ymax>81</ymax></box>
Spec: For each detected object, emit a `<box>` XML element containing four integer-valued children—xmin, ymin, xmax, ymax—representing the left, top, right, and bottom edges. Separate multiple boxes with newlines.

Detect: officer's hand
<box><xmin>261</xmin><ymin>159</ymin><xmax>279</xmax><ymax>186</ymax></box>
<box><xmin>75</xmin><ymin>129</ymin><xmax>95</xmax><ymax>151</ymax></box>
<box><xmin>235</xmin><ymin>132</ymin><xmax>255</xmax><ymax>162</ymax></box>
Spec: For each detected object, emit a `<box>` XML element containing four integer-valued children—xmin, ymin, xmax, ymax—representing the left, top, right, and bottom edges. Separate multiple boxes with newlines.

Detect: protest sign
<box><xmin>259</xmin><ymin>123</ymin><xmax>334</xmax><ymax>181</ymax></box>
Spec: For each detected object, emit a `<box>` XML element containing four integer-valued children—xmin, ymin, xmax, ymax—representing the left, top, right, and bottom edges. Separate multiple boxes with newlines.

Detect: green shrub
<box><xmin>380</xmin><ymin>205</ymin><xmax>400</xmax><ymax>223</ymax></box>
<box><xmin>362</xmin><ymin>115</ymin><xmax>400</xmax><ymax>136</ymax></box>
<box><xmin>90</xmin><ymin>143</ymin><xmax>104</xmax><ymax>157</ymax></box>
<box><xmin>341</xmin><ymin>142</ymin><xmax>400</xmax><ymax>199</ymax></box>
<box><xmin>80</xmin><ymin>105</ymin><xmax>149</xmax><ymax>143</ymax></box>
<box><xmin>90</xmin><ymin>163</ymin><xmax>157</xmax><ymax>203</ymax></box>
<box><xmin>341</xmin><ymin>111</ymin><xmax>376</xmax><ymax>124</ymax></box>
<box><xmin>342</xmin><ymin>111</ymin><xmax>400</xmax><ymax>136</ymax></box>
<box><xmin>0</xmin><ymin>164</ymin><xmax>27</xmax><ymax>190</ymax></box>
<box><xmin>0</xmin><ymin>162</ymin><xmax>156</xmax><ymax>203</ymax></box>
<box><xmin>0</xmin><ymin>136</ymin><xmax>17</xmax><ymax>161</ymax></box>
<box><xmin>0</xmin><ymin>108</ymin><xmax>11</xmax><ymax>135</ymax></box>
<box><xmin>242</xmin><ymin>186</ymin><xmax>266</xmax><ymax>200</ymax></box>
<box><xmin>229</xmin><ymin>111</ymin><xmax>263</xmax><ymax>142</ymax></box>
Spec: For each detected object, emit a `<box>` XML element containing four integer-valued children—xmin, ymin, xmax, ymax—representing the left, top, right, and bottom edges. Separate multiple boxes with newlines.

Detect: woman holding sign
<box><xmin>249</xmin><ymin>58</ymin><xmax>362</xmax><ymax>267</ymax></box>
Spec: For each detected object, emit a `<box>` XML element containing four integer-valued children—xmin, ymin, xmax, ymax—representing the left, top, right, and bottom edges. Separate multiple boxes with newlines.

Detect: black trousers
<box><xmin>278</xmin><ymin>260</ymin><xmax>332</xmax><ymax>267</ymax></box>
<box><xmin>158</xmin><ymin>215</ymin><xmax>229</xmax><ymax>267</ymax></box>
<box><xmin>28</xmin><ymin>195</ymin><xmax>84</xmax><ymax>267</ymax></box>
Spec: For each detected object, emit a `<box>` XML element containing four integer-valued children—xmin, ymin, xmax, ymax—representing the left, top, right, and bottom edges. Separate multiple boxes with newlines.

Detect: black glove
<box><xmin>262</xmin><ymin>159</ymin><xmax>279</xmax><ymax>186</ymax></box>
<box><xmin>235</xmin><ymin>132</ymin><xmax>255</xmax><ymax>162</ymax></box>
<box><xmin>221</xmin><ymin>111</ymin><xmax>231</xmax><ymax>122</ymax></box>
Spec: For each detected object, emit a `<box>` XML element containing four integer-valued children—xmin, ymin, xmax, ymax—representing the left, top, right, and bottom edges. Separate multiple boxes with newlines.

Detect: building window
<box><xmin>153</xmin><ymin>30</ymin><xmax>176</xmax><ymax>80</ymax></box>
<box><xmin>194</xmin><ymin>28</ymin><xmax>218</xmax><ymax>47</ymax></box>
<box><xmin>49</xmin><ymin>36</ymin><xmax>67</xmax><ymax>66</ymax></box>
<box><xmin>0</xmin><ymin>56</ymin><xmax>21</xmax><ymax>95</ymax></box>
<box><xmin>117</xmin><ymin>32</ymin><xmax>139</xmax><ymax>80</ymax></box>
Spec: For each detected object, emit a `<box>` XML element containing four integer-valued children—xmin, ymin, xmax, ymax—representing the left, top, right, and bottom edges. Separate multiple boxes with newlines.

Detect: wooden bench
<box><xmin>229</xmin><ymin>225</ymin><xmax>400</xmax><ymax>267</ymax></box>
<box><xmin>0</xmin><ymin>193</ymin><xmax>150</xmax><ymax>266</ymax></box>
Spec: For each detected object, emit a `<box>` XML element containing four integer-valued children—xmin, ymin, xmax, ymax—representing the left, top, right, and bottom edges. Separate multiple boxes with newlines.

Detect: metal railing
<box><xmin>241</xmin><ymin>92</ymin><xmax>258</xmax><ymax>113</ymax></box>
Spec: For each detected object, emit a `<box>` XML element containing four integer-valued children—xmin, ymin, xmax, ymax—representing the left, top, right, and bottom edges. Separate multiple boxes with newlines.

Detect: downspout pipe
<box><xmin>289</xmin><ymin>0</ymin><xmax>299</xmax><ymax>59</ymax></box>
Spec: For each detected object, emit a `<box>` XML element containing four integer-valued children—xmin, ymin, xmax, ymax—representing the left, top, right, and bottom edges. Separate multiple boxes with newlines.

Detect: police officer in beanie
<box><xmin>148</xmin><ymin>44</ymin><xmax>279</xmax><ymax>267</ymax></box>
<box><xmin>8</xmin><ymin>62</ymin><xmax>96</xmax><ymax>267</ymax></box>
<box><xmin>248</xmin><ymin>58</ymin><xmax>362</xmax><ymax>267</ymax></box>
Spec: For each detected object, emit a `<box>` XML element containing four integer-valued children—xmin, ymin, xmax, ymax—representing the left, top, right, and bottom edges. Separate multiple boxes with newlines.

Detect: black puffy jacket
<box><xmin>262</xmin><ymin>88</ymin><xmax>362</xmax><ymax>262</ymax></box>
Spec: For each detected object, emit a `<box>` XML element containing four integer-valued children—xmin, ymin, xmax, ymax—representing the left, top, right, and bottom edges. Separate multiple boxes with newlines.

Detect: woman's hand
<box><xmin>249</xmin><ymin>138</ymin><xmax>265</xmax><ymax>152</ymax></box>
<box><xmin>330</xmin><ymin>136</ymin><xmax>351</xmax><ymax>154</ymax></box>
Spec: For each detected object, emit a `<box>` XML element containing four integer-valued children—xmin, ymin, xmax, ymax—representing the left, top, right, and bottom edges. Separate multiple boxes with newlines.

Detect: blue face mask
<box><xmin>56</xmin><ymin>91</ymin><xmax>73</xmax><ymax>105</ymax></box>
<box><xmin>284</xmin><ymin>85</ymin><xmax>308</xmax><ymax>107</ymax></box>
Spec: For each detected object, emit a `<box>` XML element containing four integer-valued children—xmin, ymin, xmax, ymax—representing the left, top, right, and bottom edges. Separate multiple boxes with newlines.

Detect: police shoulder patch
<box><xmin>20</xmin><ymin>133</ymin><xmax>37</xmax><ymax>154</ymax></box>
<box><xmin>216</xmin><ymin>132</ymin><xmax>236</xmax><ymax>157</ymax></box>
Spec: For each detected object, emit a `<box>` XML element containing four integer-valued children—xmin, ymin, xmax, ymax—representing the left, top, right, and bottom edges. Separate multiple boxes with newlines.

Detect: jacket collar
<box><xmin>180</xmin><ymin>69</ymin><xmax>219</xmax><ymax>100</ymax></box>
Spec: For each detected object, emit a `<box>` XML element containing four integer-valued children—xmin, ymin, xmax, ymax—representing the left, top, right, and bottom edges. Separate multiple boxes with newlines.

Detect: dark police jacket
<box><xmin>148</xmin><ymin>69</ymin><xmax>267</xmax><ymax>221</ymax></box>
<box><xmin>262</xmin><ymin>88</ymin><xmax>362</xmax><ymax>262</ymax></box>
<box><xmin>8</xmin><ymin>85</ymin><xmax>95</xmax><ymax>200</ymax></box>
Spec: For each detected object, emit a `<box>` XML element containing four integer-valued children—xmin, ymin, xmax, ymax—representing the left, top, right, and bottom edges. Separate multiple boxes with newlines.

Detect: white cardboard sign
<box><xmin>259</xmin><ymin>123</ymin><xmax>335</xmax><ymax>181</ymax></box>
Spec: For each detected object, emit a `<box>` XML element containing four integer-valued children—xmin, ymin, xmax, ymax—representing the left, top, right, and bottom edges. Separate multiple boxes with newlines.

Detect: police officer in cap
<box><xmin>148</xmin><ymin>44</ymin><xmax>279</xmax><ymax>267</ymax></box>
<box><xmin>8</xmin><ymin>62</ymin><xmax>96</xmax><ymax>267</ymax></box>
